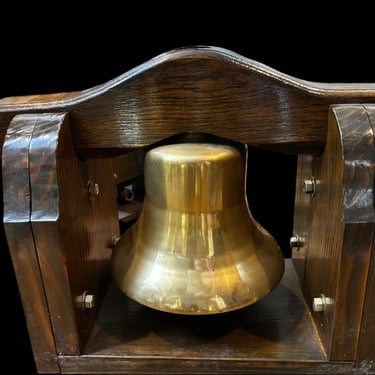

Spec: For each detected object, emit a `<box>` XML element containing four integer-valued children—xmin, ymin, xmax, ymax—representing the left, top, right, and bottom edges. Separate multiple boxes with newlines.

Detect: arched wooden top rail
<box><xmin>1</xmin><ymin>46</ymin><xmax>375</xmax><ymax>157</ymax></box>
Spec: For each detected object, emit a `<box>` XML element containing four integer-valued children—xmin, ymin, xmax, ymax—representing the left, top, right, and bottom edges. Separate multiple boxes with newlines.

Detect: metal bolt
<box><xmin>87</xmin><ymin>180</ymin><xmax>100</xmax><ymax>197</ymax></box>
<box><xmin>112</xmin><ymin>235</ymin><xmax>121</xmax><ymax>248</ymax></box>
<box><xmin>312</xmin><ymin>297</ymin><xmax>325</xmax><ymax>312</ymax></box>
<box><xmin>290</xmin><ymin>234</ymin><xmax>304</xmax><ymax>248</ymax></box>
<box><xmin>75</xmin><ymin>290</ymin><xmax>96</xmax><ymax>311</ymax></box>
<box><xmin>303</xmin><ymin>178</ymin><xmax>316</xmax><ymax>195</ymax></box>
<box><xmin>312</xmin><ymin>294</ymin><xmax>330</xmax><ymax>313</ymax></box>
<box><xmin>83</xmin><ymin>294</ymin><xmax>95</xmax><ymax>309</ymax></box>
<box><xmin>119</xmin><ymin>187</ymin><xmax>135</xmax><ymax>203</ymax></box>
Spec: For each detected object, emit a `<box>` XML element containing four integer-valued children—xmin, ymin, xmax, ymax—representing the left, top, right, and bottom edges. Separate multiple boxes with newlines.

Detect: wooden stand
<box><xmin>1</xmin><ymin>46</ymin><xmax>375</xmax><ymax>374</ymax></box>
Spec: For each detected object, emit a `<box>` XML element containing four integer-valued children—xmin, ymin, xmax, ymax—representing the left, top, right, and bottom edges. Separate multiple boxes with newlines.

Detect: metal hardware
<box><xmin>312</xmin><ymin>294</ymin><xmax>331</xmax><ymax>312</ymax></box>
<box><xmin>303</xmin><ymin>178</ymin><xmax>316</xmax><ymax>195</ymax></box>
<box><xmin>289</xmin><ymin>234</ymin><xmax>304</xmax><ymax>249</ymax></box>
<box><xmin>118</xmin><ymin>186</ymin><xmax>135</xmax><ymax>204</ymax></box>
<box><xmin>74</xmin><ymin>290</ymin><xmax>96</xmax><ymax>311</ymax></box>
<box><xmin>87</xmin><ymin>180</ymin><xmax>100</xmax><ymax>197</ymax></box>
<box><xmin>112</xmin><ymin>235</ymin><xmax>120</xmax><ymax>248</ymax></box>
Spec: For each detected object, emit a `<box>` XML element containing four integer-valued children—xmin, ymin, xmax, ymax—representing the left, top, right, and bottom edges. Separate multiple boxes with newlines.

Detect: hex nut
<box><xmin>312</xmin><ymin>297</ymin><xmax>325</xmax><ymax>312</ymax></box>
<box><xmin>112</xmin><ymin>235</ymin><xmax>121</xmax><ymax>248</ymax></box>
<box><xmin>303</xmin><ymin>178</ymin><xmax>316</xmax><ymax>195</ymax></box>
<box><xmin>87</xmin><ymin>180</ymin><xmax>100</xmax><ymax>197</ymax></box>
<box><xmin>75</xmin><ymin>290</ymin><xmax>96</xmax><ymax>311</ymax></box>
<box><xmin>84</xmin><ymin>294</ymin><xmax>95</xmax><ymax>309</ymax></box>
<box><xmin>312</xmin><ymin>294</ymin><xmax>331</xmax><ymax>313</ymax></box>
<box><xmin>290</xmin><ymin>234</ymin><xmax>304</xmax><ymax>248</ymax></box>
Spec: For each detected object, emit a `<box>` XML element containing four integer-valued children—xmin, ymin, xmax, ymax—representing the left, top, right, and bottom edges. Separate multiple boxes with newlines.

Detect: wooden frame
<box><xmin>1</xmin><ymin>46</ymin><xmax>375</xmax><ymax>374</ymax></box>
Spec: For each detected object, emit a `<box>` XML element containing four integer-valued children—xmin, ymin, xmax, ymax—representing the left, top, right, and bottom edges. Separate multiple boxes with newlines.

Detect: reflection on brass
<box><xmin>111</xmin><ymin>142</ymin><xmax>284</xmax><ymax>314</ymax></box>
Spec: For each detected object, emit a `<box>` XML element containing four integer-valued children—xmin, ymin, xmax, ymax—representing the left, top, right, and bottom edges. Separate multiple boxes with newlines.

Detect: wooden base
<box><xmin>57</xmin><ymin>259</ymin><xmax>358</xmax><ymax>374</ymax></box>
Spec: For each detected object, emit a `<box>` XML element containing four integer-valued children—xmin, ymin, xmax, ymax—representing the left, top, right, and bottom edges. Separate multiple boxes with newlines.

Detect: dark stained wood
<box><xmin>28</xmin><ymin>113</ymin><xmax>120</xmax><ymax>355</ymax></box>
<box><xmin>2</xmin><ymin>114</ymin><xmax>59</xmax><ymax>373</ymax></box>
<box><xmin>29</xmin><ymin>113</ymin><xmax>80</xmax><ymax>355</ymax></box>
<box><xmin>113</xmin><ymin>152</ymin><xmax>139</xmax><ymax>186</ymax></box>
<box><xmin>356</xmin><ymin>104</ymin><xmax>375</xmax><ymax>363</ymax></box>
<box><xmin>291</xmin><ymin>154</ymin><xmax>314</xmax><ymax>285</ymax></box>
<box><xmin>356</xmin><ymin>237</ymin><xmax>375</xmax><ymax>365</ymax></box>
<box><xmin>293</xmin><ymin>105</ymin><xmax>375</xmax><ymax>361</ymax></box>
<box><xmin>58</xmin><ymin>259</ymin><xmax>354</xmax><ymax>374</ymax></box>
<box><xmin>325</xmin><ymin>106</ymin><xmax>374</xmax><ymax>361</ymax></box>
<box><xmin>1</xmin><ymin>47</ymin><xmax>375</xmax><ymax>158</ymax></box>
<box><xmin>59</xmin><ymin>358</ymin><xmax>356</xmax><ymax>375</ymax></box>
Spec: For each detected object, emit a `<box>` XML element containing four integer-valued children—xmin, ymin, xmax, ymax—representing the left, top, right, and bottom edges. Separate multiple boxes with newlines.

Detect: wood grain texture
<box><xmin>1</xmin><ymin>47</ymin><xmax>375</xmax><ymax>158</ymax></box>
<box><xmin>28</xmin><ymin>113</ymin><xmax>120</xmax><ymax>355</ymax></box>
<box><xmin>291</xmin><ymin>154</ymin><xmax>314</xmax><ymax>285</ymax></box>
<box><xmin>293</xmin><ymin>105</ymin><xmax>375</xmax><ymax>361</ymax></box>
<box><xmin>356</xmin><ymin>104</ymin><xmax>375</xmax><ymax>363</ymax></box>
<box><xmin>29</xmin><ymin>113</ymin><xmax>80</xmax><ymax>355</ymax></box>
<box><xmin>2</xmin><ymin>114</ymin><xmax>59</xmax><ymax>373</ymax></box>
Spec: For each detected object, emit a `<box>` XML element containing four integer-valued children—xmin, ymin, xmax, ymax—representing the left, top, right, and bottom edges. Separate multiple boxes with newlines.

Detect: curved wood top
<box><xmin>1</xmin><ymin>46</ymin><xmax>375</xmax><ymax>157</ymax></box>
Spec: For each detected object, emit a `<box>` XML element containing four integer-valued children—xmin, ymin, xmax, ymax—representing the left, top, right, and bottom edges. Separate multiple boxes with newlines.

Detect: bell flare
<box><xmin>111</xmin><ymin>142</ymin><xmax>285</xmax><ymax>315</ymax></box>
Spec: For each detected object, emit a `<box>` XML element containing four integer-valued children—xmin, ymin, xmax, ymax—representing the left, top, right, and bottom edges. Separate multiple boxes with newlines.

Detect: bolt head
<box><xmin>84</xmin><ymin>294</ymin><xmax>96</xmax><ymax>309</ymax></box>
<box><xmin>303</xmin><ymin>179</ymin><xmax>315</xmax><ymax>194</ymax></box>
<box><xmin>87</xmin><ymin>180</ymin><xmax>100</xmax><ymax>197</ymax></box>
<box><xmin>312</xmin><ymin>297</ymin><xmax>324</xmax><ymax>312</ymax></box>
<box><xmin>290</xmin><ymin>234</ymin><xmax>304</xmax><ymax>248</ymax></box>
<box><xmin>112</xmin><ymin>235</ymin><xmax>120</xmax><ymax>248</ymax></box>
<box><xmin>74</xmin><ymin>290</ymin><xmax>96</xmax><ymax>310</ymax></box>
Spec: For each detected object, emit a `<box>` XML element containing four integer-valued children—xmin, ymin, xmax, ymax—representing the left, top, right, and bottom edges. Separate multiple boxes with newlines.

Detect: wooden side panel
<box><xmin>329</xmin><ymin>106</ymin><xmax>375</xmax><ymax>360</ymax></box>
<box><xmin>293</xmin><ymin>105</ymin><xmax>375</xmax><ymax>360</ymax></box>
<box><xmin>29</xmin><ymin>113</ymin><xmax>80</xmax><ymax>354</ymax></box>
<box><xmin>291</xmin><ymin>154</ymin><xmax>314</xmax><ymax>285</ymax></box>
<box><xmin>356</xmin><ymin>104</ymin><xmax>375</xmax><ymax>363</ymax></box>
<box><xmin>29</xmin><ymin>113</ymin><xmax>119</xmax><ymax>354</ymax></box>
<box><xmin>2</xmin><ymin>115</ymin><xmax>59</xmax><ymax>373</ymax></box>
<box><xmin>333</xmin><ymin>224</ymin><xmax>374</xmax><ymax>360</ymax></box>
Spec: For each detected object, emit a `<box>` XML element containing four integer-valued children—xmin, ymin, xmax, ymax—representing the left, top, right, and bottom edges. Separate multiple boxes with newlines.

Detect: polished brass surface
<box><xmin>111</xmin><ymin>142</ymin><xmax>285</xmax><ymax>314</ymax></box>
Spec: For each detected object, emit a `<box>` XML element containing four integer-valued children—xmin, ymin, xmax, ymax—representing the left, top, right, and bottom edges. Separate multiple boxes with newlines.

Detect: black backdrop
<box><xmin>1</xmin><ymin>10</ymin><xmax>375</xmax><ymax>374</ymax></box>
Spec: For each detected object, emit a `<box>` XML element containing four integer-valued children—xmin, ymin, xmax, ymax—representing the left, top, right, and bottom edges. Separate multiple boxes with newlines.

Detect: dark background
<box><xmin>1</xmin><ymin>7</ymin><xmax>375</xmax><ymax>374</ymax></box>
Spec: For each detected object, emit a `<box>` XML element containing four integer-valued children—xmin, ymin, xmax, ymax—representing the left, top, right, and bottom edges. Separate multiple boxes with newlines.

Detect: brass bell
<box><xmin>111</xmin><ymin>141</ymin><xmax>285</xmax><ymax>314</ymax></box>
